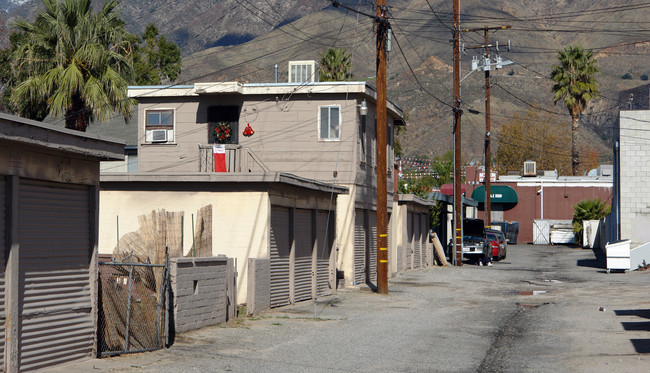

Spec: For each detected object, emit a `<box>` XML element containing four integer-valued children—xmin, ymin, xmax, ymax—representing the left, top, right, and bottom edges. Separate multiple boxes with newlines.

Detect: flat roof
<box><xmin>100</xmin><ymin>172</ymin><xmax>349</xmax><ymax>195</ymax></box>
<box><xmin>0</xmin><ymin>112</ymin><xmax>125</xmax><ymax>161</ymax></box>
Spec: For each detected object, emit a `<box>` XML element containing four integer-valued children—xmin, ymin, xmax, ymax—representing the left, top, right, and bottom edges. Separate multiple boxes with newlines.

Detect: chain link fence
<box><xmin>97</xmin><ymin>252</ymin><xmax>170</xmax><ymax>356</ymax></box>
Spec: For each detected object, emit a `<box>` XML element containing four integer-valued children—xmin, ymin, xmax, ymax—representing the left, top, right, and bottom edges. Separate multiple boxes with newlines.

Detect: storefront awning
<box><xmin>440</xmin><ymin>183</ymin><xmax>466</xmax><ymax>196</ymax></box>
<box><xmin>471</xmin><ymin>185</ymin><xmax>518</xmax><ymax>203</ymax></box>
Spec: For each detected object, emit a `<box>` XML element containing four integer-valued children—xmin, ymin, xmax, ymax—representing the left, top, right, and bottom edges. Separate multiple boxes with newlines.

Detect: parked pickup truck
<box><xmin>462</xmin><ymin>218</ymin><xmax>490</xmax><ymax>260</ymax></box>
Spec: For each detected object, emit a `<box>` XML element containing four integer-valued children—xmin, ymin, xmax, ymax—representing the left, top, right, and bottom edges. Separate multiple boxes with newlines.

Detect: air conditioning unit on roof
<box><xmin>523</xmin><ymin>160</ymin><xmax>536</xmax><ymax>176</ymax></box>
<box><xmin>288</xmin><ymin>60</ymin><xmax>319</xmax><ymax>83</ymax></box>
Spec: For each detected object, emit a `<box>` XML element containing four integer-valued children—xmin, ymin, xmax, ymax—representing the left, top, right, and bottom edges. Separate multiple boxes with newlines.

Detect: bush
<box><xmin>641</xmin><ymin>74</ymin><xmax>648</xmax><ymax>81</ymax></box>
<box><xmin>572</xmin><ymin>198</ymin><xmax>611</xmax><ymax>246</ymax></box>
<box><xmin>621</xmin><ymin>73</ymin><xmax>633</xmax><ymax>80</ymax></box>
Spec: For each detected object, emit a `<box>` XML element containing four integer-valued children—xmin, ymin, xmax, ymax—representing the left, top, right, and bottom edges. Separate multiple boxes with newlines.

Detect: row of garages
<box><xmin>0</xmin><ymin>114</ymin><xmax>439</xmax><ymax>371</ymax></box>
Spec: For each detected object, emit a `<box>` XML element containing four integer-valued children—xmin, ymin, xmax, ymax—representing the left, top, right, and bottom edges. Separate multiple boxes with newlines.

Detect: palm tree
<box><xmin>10</xmin><ymin>0</ymin><xmax>134</xmax><ymax>131</ymax></box>
<box><xmin>572</xmin><ymin>198</ymin><xmax>610</xmax><ymax>246</ymax></box>
<box><xmin>550</xmin><ymin>45</ymin><xmax>600</xmax><ymax>176</ymax></box>
<box><xmin>318</xmin><ymin>47</ymin><xmax>352</xmax><ymax>82</ymax></box>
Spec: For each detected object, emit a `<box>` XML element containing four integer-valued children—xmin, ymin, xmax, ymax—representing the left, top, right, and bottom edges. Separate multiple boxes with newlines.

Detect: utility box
<box><xmin>606</xmin><ymin>240</ymin><xmax>631</xmax><ymax>273</ymax></box>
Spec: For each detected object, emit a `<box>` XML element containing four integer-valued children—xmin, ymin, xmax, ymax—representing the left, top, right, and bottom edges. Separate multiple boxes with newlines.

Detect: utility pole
<box><xmin>453</xmin><ymin>0</ymin><xmax>463</xmax><ymax>266</ymax></box>
<box><xmin>463</xmin><ymin>25</ymin><xmax>510</xmax><ymax>231</ymax></box>
<box><xmin>376</xmin><ymin>0</ymin><xmax>389</xmax><ymax>294</ymax></box>
<box><xmin>483</xmin><ymin>27</ymin><xmax>492</xmax><ymax>229</ymax></box>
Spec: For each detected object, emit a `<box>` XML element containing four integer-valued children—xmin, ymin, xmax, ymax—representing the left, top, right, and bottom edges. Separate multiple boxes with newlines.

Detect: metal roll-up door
<box><xmin>387</xmin><ymin>212</ymin><xmax>393</xmax><ymax>273</ymax></box>
<box><xmin>270</xmin><ymin>206</ymin><xmax>291</xmax><ymax>308</ymax></box>
<box><xmin>0</xmin><ymin>178</ymin><xmax>5</xmax><ymax>366</ymax></box>
<box><xmin>294</xmin><ymin>209</ymin><xmax>313</xmax><ymax>303</ymax></box>
<box><xmin>353</xmin><ymin>209</ymin><xmax>365</xmax><ymax>285</ymax></box>
<box><xmin>407</xmin><ymin>212</ymin><xmax>414</xmax><ymax>269</ymax></box>
<box><xmin>421</xmin><ymin>213</ymin><xmax>430</xmax><ymax>266</ymax></box>
<box><xmin>413</xmin><ymin>213</ymin><xmax>421</xmax><ymax>268</ymax></box>
<box><xmin>316</xmin><ymin>211</ymin><xmax>334</xmax><ymax>297</ymax></box>
<box><xmin>17</xmin><ymin>180</ymin><xmax>93</xmax><ymax>371</ymax></box>
<box><xmin>368</xmin><ymin>211</ymin><xmax>377</xmax><ymax>284</ymax></box>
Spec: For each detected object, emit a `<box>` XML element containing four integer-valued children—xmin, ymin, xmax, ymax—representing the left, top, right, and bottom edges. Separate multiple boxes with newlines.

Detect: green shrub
<box><xmin>572</xmin><ymin>198</ymin><xmax>611</xmax><ymax>246</ymax></box>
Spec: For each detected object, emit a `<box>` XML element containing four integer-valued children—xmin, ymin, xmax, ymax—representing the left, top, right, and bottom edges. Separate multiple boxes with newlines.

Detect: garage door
<box><xmin>17</xmin><ymin>180</ymin><xmax>93</xmax><ymax>371</ymax></box>
<box><xmin>294</xmin><ymin>209</ymin><xmax>313</xmax><ymax>303</ymax></box>
<box><xmin>413</xmin><ymin>213</ymin><xmax>422</xmax><ymax>269</ymax></box>
<box><xmin>367</xmin><ymin>211</ymin><xmax>377</xmax><ymax>284</ymax></box>
<box><xmin>407</xmin><ymin>212</ymin><xmax>414</xmax><ymax>269</ymax></box>
<box><xmin>0</xmin><ymin>178</ymin><xmax>5</xmax><ymax>367</ymax></box>
<box><xmin>270</xmin><ymin>206</ymin><xmax>291</xmax><ymax>308</ymax></box>
<box><xmin>353</xmin><ymin>209</ymin><xmax>365</xmax><ymax>285</ymax></box>
<box><xmin>316</xmin><ymin>211</ymin><xmax>334</xmax><ymax>297</ymax></box>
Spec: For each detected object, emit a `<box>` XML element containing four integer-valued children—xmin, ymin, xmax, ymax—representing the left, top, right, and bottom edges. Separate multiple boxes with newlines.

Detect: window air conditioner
<box><xmin>150</xmin><ymin>129</ymin><xmax>168</xmax><ymax>143</ymax></box>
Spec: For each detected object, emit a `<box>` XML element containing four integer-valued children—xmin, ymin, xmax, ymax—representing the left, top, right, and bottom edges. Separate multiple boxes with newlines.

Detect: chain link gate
<box><xmin>97</xmin><ymin>251</ymin><xmax>170</xmax><ymax>356</ymax></box>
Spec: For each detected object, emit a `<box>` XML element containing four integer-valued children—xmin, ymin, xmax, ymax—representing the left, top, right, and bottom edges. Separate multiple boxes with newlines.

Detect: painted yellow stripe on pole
<box><xmin>380</xmin><ymin>260</ymin><xmax>388</xmax><ymax>263</ymax></box>
<box><xmin>380</xmin><ymin>234</ymin><xmax>387</xmax><ymax>237</ymax></box>
<box><xmin>380</xmin><ymin>247</ymin><xmax>387</xmax><ymax>251</ymax></box>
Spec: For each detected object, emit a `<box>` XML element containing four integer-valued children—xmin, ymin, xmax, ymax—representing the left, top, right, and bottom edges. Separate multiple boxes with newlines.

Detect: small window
<box><xmin>145</xmin><ymin>109</ymin><xmax>174</xmax><ymax>143</ymax></box>
<box><xmin>207</xmin><ymin>105</ymin><xmax>240</xmax><ymax>144</ymax></box>
<box><xmin>319</xmin><ymin>106</ymin><xmax>340</xmax><ymax>140</ymax></box>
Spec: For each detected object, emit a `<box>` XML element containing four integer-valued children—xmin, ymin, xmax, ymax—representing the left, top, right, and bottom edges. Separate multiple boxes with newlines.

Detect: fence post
<box><xmin>124</xmin><ymin>251</ymin><xmax>134</xmax><ymax>352</ymax></box>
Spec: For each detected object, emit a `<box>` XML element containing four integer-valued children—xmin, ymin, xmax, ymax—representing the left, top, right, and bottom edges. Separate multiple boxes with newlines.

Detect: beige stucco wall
<box><xmin>390</xmin><ymin>201</ymin><xmax>407</xmax><ymax>276</ymax></box>
<box><xmin>336</xmin><ymin>185</ymin><xmax>356</xmax><ymax>287</ymax></box>
<box><xmin>99</xmin><ymin>190</ymin><xmax>269</xmax><ymax>301</ymax></box>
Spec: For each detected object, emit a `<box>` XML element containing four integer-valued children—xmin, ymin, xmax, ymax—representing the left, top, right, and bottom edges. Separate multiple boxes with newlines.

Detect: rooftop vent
<box><xmin>523</xmin><ymin>160</ymin><xmax>537</xmax><ymax>177</ymax></box>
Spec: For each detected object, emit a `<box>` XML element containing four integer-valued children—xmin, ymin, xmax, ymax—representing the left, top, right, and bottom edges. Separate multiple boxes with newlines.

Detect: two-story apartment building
<box><xmin>99</xmin><ymin>80</ymin><xmax>407</xmax><ymax>306</ymax></box>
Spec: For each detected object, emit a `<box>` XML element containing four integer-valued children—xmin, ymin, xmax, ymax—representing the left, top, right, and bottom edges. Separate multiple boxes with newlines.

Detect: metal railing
<box><xmin>198</xmin><ymin>144</ymin><xmax>270</xmax><ymax>173</ymax></box>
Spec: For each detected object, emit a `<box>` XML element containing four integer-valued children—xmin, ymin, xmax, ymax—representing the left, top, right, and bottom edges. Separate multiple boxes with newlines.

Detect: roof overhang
<box><xmin>0</xmin><ymin>113</ymin><xmax>124</xmax><ymax>161</ymax></box>
<box><xmin>426</xmin><ymin>192</ymin><xmax>478</xmax><ymax>207</ymax></box>
<box><xmin>128</xmin><ymin>81</ymin><xmax>404</xmax><ymax>120</ymax></box>
<box><xmin>100</xmin><ymin>172</ymin><xmax>349</xmax><ymax>195</ymax></box>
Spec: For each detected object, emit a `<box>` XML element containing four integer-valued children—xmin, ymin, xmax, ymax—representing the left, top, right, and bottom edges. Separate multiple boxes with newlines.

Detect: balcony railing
<box><xmin>198</xmin><ymin>144</ymin><xmax>270</xmax><ymax>173</ymax></box>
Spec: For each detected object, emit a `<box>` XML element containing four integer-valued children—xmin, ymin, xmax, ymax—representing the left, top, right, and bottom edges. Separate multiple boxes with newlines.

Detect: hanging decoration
<box><xmin>213</xmin><ymin>121</ymin><xmax>231</xmax><ymax>143</ymax></box>
<box><xmin>243</xmin><ymin>123</ymin><xmax>255</xmax><ymax>137</ymax></box>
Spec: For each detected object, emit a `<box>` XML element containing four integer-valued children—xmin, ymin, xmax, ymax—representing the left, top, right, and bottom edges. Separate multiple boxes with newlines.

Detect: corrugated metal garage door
<box><xmin>0</xmin><ymin>178</ymin><xmax>5</xmax><ymax>367</ymax></box>
<box><xmin>413</xmin><ymin>213</ymin><xmax>422</xmax><ymax>269</ymax></box>
<box><xmin>406</xmin><ymin>212</ymin><xmax>413</xmax><ymax>269</ymax></box>
<box><xmin>316</xmin><ymin>211</ymin><xmax>334</xmax><ymax>297</ymax></box>
<box><xmin>367</xmin><ymin>211</ymin><xmax>377</xmax><ymax>284</ymax></box>
<box><xmin>353</xmin><ymin>209</ymin><xmax>365</xmax><ymax>285</ymax></box>
<box><xmin>270</xmin><ymin>206</ymin><xmax>291</xmax><ymax>308</ymax></box>
<box><xmin>421</xmin><ymin>213</ymin><xmax>430</xmax><ymax>266</ymax></box>
<box><xmin>17</xmin><ymin>180</ymin><xmax>93</xmax><ymax>371</ymax></box>
<box><xmin>294</xmin><ymin>209</ymin><xmax>313</xmax><ymax>303</ymax></box>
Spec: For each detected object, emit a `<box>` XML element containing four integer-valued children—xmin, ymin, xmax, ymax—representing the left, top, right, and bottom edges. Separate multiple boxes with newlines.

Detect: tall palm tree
<box><xmin>11</xmin><ymin>0</ymin><xmax>134</xmax><ymax>131</ymax></box>
<box><xmin>318</xmin><ymin>47</ymin><xmax>352</xmax><ymax>82</ymax></box>
<box><xmin>550</xmin><ymin>45</ymin><xmax>600</xmax><ymax>176</ymax></box>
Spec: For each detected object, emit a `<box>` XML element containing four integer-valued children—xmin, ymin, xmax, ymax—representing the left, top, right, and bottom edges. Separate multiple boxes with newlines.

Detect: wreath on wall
<box><xmin>213</xmin><ymin>121</ymin><xmax>232</xmax><ymax>143</ymax></box>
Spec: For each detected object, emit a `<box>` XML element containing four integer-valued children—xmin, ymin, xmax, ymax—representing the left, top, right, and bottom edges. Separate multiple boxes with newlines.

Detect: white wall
<box><xmin>99</xmin><ymin>190</ymin><xmax>269</xmax><ymax>301</ymax></box>
<box><xmin>620</xmin><ymin>111</ymin><xmax>650</xmax><ymax>246</ymax></box>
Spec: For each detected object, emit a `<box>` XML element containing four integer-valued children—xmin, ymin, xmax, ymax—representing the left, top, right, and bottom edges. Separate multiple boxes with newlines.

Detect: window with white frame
<box><xmin>319</xmin><ymin>105</ymin><xmax>340</xmax><ymax>140</ymax></box>
<box><xmin>145</xmin><ymin>109</ymin><xmax>174</xmax><ymax>143</ymax></box>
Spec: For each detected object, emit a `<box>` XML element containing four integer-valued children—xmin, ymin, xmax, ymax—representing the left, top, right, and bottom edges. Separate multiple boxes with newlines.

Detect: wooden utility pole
<box><xmin>462</xmin><ymin>25</ymin><xmax>510</xmax><ymax>230</ymax></box>
<box><xmin>453</xmin><ymin>0</ymin><xmax>463</xmax><ymax>266</ymax></box>
<box><xmin>483</xmin><ymin>27</ymin><xmax>492</xmax><ymax>229</ymax></box>
<box><xmin>376</xmin><ymin>0</ymin><xmax>388</xmax><ymax>294</ymax></box>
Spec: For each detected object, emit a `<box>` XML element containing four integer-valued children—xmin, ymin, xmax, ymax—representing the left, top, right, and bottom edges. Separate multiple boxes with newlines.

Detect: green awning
<box><xmin>471</xmin><ymin>185</ymin><xmax>518</xmax><ymax>203</ymax></box>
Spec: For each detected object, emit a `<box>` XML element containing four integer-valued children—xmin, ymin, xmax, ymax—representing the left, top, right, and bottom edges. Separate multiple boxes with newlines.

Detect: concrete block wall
<box><xmin>171</xmin><ymin>256</ymin><xmax>229</xmax><ymax>333</ymax></box>
<box><xmin>620</xmin><ymin>111</ymin><xmax>650</xmax><ymax>246</ymax></box>
<box><xmin>246</xmin><ymin>258</ymin><xmax>270</xmax><ymax>315</ymax></box>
